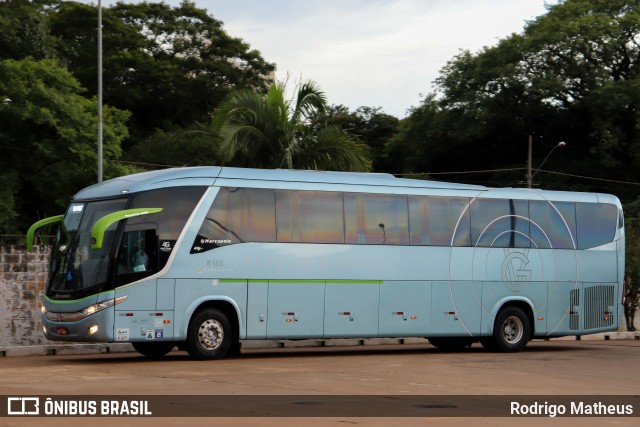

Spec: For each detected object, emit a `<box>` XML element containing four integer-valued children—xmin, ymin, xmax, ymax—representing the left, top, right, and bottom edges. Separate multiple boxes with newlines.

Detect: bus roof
<box><xmin>74</xmin><ymin>166</ymin><xmax>486</xmax><ymax>199</ymax></box>
<box><xmin>73</xmin><ymin>166</ymin><xmax>620</xmax><ymax>207</ymax></box>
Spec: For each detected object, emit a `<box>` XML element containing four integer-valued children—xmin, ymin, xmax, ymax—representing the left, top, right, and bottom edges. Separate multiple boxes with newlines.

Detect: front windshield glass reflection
<box><xmin>48</xmin><ymin>199</ymin><xmax>127</xmax><ymax>295</ymax></box>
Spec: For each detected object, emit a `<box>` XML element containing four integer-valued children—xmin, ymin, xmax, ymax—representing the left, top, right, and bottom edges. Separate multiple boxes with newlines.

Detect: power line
<box><xmin>0</xmin><ymin>145</ymin><xmax>31</xmax><ymax>152</ymax></box>
<box><xmin>537</xmin><ymin>169</ymin><xmax>640</xmax><ymax>187</ymax></box>
<box><xmin>395</xmin><ymin>167</ymin><xmax>640</xmax><ymax>187</ymax></box>
<box><xmin>396</xmin><ymin>167</ymin><xmax>526</xmax><ymax>176</ymax></box>
<box><xmin>110</xmin><ymin>159</ymin><xmax>180</xmax><ymax>168</ymax></box>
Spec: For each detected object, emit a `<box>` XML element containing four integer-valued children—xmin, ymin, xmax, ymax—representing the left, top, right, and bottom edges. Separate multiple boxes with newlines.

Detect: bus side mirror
<box><xmin>26</xmin><ymin>215</ymin><xmax>64</xmax><ymax>252</ymax></box>
<box><xmin>91</xmin><ymin>208</ymin><xmax>163</xmax><ymax>250</ymax></box>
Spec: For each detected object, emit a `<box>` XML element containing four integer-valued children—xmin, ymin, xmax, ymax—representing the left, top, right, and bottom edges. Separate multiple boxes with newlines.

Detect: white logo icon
<box><xmin>7</xmin><ymin>397</ymin><xmax>40</xmax><ymax>415</ymax></box>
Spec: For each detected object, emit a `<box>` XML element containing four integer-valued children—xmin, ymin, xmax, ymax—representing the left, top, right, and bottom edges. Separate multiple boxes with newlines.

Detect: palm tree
<box><xmin>211</xmin><ymin>80</ymin><xmax>371</xmax><ymax>171</ymax></box>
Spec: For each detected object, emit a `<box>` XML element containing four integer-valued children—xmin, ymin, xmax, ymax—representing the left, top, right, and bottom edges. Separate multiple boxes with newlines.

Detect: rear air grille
<box><xmin>569</xmin><ymin>289</ymin><xmax>580</xmax><ymax>330</ymax></box>
<box><xmin>584</xmin><ymin>285</ymin><xmax>615</xmax><ymax>330</ymax></box>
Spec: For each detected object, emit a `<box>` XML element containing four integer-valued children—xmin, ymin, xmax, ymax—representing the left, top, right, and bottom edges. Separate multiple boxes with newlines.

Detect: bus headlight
<box><xmin>81</xmin><ymin>296</ymin><xmax>128</xmax><ymax>317</ymax></box>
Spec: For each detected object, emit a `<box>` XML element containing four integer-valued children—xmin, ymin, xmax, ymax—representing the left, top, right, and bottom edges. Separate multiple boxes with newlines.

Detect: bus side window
<box><xmin>116</xmin><ymin>228</ymin><xmax>158</xmax><ymax>285</ymax></box>
<box><xmin>576</xmin><ymin>203</ymin><xmax>618</xmax><ymax>249</ymax></box>
<box><xmin>344</xmin><ymin>193</ymin><xmax>409</xmax><ymax>245</ymax></box>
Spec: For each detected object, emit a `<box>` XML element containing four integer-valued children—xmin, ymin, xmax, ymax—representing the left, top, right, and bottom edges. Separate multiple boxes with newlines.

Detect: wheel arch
<box><xmin>484</xmin><ymin>297</ymin><xmax>536</xmax><ymax>338</ymax></box>
<box><xmin>182</xmin><ymin>297</ymin><xmax>242</xmax><ymax>342</ymax></box>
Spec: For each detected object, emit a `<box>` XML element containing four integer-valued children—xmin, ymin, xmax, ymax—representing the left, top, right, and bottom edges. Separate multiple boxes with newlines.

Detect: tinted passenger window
<box><xmin>345</xmin><ymin>193</ymin><xmax>409</xmax><ymax>245</ymax></box>
<box><xmin>409</xmin><ymin>196</ymin><xmax>471</xmax><ymax>246</ymax></box>
<box><xmin>129</xmin><ymin>187</ymin><xmax>206</xmax><ymax>241</ymax></box>
<box><xmin>576</xmin><ymin>203</ymin><xmax>618</xmax><ymax>249</ymax></box>
<box><xmin>192</xmin><ymin>187</ymin><xmax>276</xmax><ymax>253</ymax></box>
<box><xmin>128</xmin><ymin>186</ymin><xmax>206</xmax><ymax>267</ymax></box>
<box><xmin>471</xmin><ymin>199</ymin><xmax>530</xmax><ymax>248</ymax></box>
<box><xmin>529</xmin><ymin>201</ymin><xmax>576</xmax><ymax>249</ymax></box>
<box><xmin>276</xmin><ymin>190</ymin><xmax>344</xmax><ymax>243</ymax></box>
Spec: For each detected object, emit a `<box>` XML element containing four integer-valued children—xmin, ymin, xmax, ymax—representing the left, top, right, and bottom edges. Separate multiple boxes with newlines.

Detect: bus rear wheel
<box><xmin>488</xmin><ymin>306</ymin><xmax>531</xmax><ymax>352</ymax></box>
<box><xmin>186</xmin><ymin>308</ymin><xmax>233</xmax><ymax>360</ymax></box>
<box><xmin>132</xmin><ymin>342</ymin><xmax>175</xmax><ymax>358</ymax></box>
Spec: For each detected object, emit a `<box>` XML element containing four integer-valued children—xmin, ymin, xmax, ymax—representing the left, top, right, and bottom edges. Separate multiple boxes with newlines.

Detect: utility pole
<box><xmin>97</xmin><ymin>0</ymin><xmax>103</xmax><ymax>183</ymax></box>
<box><xmin>526</xmin><ymin>134</ymin><xmax>532</xmax><ymax>188</ymax></box>
<box><xmin>526</xmin><ymin>135</ymin><xmax>566</xmax><ymax>188</ymax></box>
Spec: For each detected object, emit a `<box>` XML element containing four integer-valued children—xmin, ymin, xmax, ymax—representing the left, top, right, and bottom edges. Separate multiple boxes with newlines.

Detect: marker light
<box><xmin>88</xmin><ymin>325</ymin><xmax>99</xmax><ymax>335</ymax></box>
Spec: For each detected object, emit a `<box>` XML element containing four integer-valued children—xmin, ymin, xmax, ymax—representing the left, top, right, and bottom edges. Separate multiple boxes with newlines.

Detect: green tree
<box><xmin>315</xmin><ymin>105</ymin><xmax>399</xmax><ymax>172</ymax></box>
<box><xmin>46</xmin><ymin>0</ymin><xmax>275</xmax><ymax>147</ymax></box>
<box><xmin>395</xmin><ymin>0</ymin><xmax>640</xmax><ymax>194</ymax></box>
<box><xmin>0</xmin><ymin>58</ymin><xmax>130</xmax><ymax>232</ymax></box>
<box><xmin>212</xmin><ymin>81</ymin><xmax>371</xmax><ymax>171</ymax></box>
<box><xmin>623</xmin><ymin>201</ymin><xmax>640</xmax><ymax>330</ymax></box>
<box><xmin>125</xmin><ymin>126</ymin><xmax>222</xmax><ymax>168</ymax></box>
<box><xmin>0</xmin><ymin>0</ymin><xmax>57</xmax><ymax>60</ymax></box>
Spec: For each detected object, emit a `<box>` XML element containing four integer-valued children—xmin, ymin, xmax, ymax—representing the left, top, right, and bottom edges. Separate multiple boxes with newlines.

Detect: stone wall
<box><xmin>0</xmin><ymin>245</ymin><xmax>50</xmax><ymax>347</ymax></box>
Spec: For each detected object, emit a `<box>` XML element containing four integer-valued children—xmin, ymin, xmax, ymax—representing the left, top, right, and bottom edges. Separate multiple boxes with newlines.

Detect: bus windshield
<box><xmin>47</xmin><ymin>198</ymin><xmax>128</xmax><ymax>297</ymax></box>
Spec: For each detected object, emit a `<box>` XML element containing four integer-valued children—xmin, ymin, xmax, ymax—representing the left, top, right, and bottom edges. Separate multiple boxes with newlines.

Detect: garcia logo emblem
<box><xmin>502</xmin><ymin>249</ymin><xmax>531</xmax><ymax>290</ymax></box>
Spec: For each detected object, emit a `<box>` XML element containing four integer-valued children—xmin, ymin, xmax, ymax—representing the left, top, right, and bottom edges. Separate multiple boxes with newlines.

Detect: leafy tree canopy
<box><xmin>0</xmin><ymin>58</ymin><xmax>130</xmax><ymax>233</ymax></box>
<box><xmin>394</xmin><ymin>0</ymin><xmax>640</xmax><ymax>198</ymax></box>
<box><xmin>0</xmin><ymin>0</ymin><xmax>57</xmax><ymax>60</ymax></box>
<box><xmin>212</xmin><ymin>81</ymin><xmax>372</xmax><ymax>171</ymax></box>
<box><xmin>46</xmin><ymin>0</ymin><xmax>275</xmax><ymax>145</ymax></box>
<box><xmin>314</xmin><ymin>105</ymin><xmax>399</xmax><ymax>172</ymax></box>
<box><xmin>0</xmin><ymin>0</ymin><xmax>275</xmax><ymax>231</ymax></box>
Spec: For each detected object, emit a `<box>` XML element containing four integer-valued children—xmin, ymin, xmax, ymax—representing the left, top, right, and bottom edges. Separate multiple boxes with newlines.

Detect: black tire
<box><xmin>427</xmin><ymin>337</ymin><xmax>474</xmax><ymax>351</ymax></box>
<box><xmin>132</xmin><ymin>342</ymin><xmax>175</xmax><ymax>358</ymax></box>
<box><xmin>186</xmin><ymin>308</ymin><xmax>233</xmax><ymax>360</ymax></box>
<box><xmin>491</xmin><ymin>306</ymin><xmax>531</xmax><ymax>352</ymax></box>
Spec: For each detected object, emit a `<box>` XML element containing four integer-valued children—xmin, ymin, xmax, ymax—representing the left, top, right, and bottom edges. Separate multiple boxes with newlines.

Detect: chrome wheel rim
<box><xmin>198</xmin><ymin>319</ymin><xmax>223</xmax><ymax>350</ymax></box>
<box><xmin>502</xmin><ymin>316</ymin><xmax>523</xmax><ymax>344</ymax></box>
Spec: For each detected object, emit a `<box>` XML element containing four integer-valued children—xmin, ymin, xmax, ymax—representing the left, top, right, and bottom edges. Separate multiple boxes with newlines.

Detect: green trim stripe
<box><xmin>220</xmin><ymin>279</ymin><xmax>383</xmax><ymax>285</ymax></box>
<box><xmin>26</xmin><ymin>215</ymin><xmax>64</xmax><ymax>252</ymax></box>
<box><xmin>326</xmin><ymin>280</ymin><xmax>382</xmax><ymax>285</ymax></box>
<box><xmin>91</xmin><ymin>208</ymin><xmax>163</xmax><ymax>249</ymax></box>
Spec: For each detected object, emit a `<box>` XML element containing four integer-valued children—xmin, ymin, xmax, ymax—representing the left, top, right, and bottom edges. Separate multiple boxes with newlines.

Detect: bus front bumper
<box><xmin>41</xmin><ymin>305</ymin><xmax>115</xmax><ymax>343</ymax></box>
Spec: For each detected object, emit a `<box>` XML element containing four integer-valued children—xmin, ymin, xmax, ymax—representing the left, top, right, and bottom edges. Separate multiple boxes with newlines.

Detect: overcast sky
<box><xmin>99</xmin><ymin>0</ymin><xmax>554</xmax><ymax>118</ymax></box>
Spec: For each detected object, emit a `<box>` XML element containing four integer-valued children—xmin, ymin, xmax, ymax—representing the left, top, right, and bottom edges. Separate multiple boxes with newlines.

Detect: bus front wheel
<box><xmin>489</xmin><ymin>306</ymin><xmax>531</xmax><ymax>352</ymax></box>
<box><xmin>186</xmin><ymin>308</ymin><xmax>232</xmax><ymax>360</ymax></box>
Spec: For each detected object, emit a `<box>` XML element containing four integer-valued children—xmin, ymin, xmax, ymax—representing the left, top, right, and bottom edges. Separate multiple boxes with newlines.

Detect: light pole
<box><xmin>97</xmin><ymin>0</ymin><xmax>103</xmax><ymax>183</ymax></box>
<box><xmin>526</xmin><ymin>136</ymin><xmax>566</xmax><ymax>188</ymax></box>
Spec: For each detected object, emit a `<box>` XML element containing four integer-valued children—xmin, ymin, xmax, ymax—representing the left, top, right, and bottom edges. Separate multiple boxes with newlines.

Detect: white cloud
<box><xmin>99</xmin><ymin>0</ymin><xmax>553</xmax><ymax>117</ymax></box>
<box><xmin>209</xmin><ymin>0</ymin><xmax>550</xmax><ymax>117</ymax></box>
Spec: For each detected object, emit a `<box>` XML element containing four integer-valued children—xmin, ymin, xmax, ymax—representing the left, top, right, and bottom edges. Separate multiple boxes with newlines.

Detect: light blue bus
<box><xmin>28</xmin><ymin>167</ymin><xmax>625</xmax><ymax>359</ymax></box>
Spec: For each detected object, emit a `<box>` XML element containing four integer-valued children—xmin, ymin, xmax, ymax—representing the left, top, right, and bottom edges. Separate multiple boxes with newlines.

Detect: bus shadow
<box><xmin>55</xmin><ymin>341</ymin><xmax>597</xmax><ymax>364</ymax></box>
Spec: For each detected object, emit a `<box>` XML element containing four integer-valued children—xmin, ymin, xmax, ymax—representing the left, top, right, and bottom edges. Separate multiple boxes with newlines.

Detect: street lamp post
<box><xmin>526</xmin><ymin>136</ymin><xmax>566</xmax><ymax>188</ymax></box>
<box><xmin>97</xmin><ymin>0</ymin><xmax>103</xmax><ymax>183</ymax></box>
